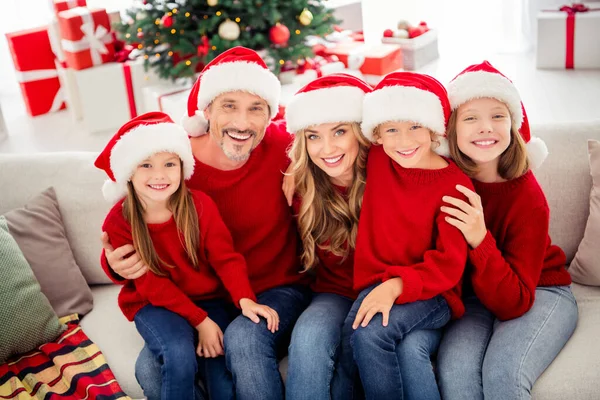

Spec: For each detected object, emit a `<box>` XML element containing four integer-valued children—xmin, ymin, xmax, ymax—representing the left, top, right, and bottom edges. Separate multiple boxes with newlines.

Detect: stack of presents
<box><xmin>536</xmin><ymin>2</ymin><xmax>600</xmax><ymax>69</ymax></box>
<box><xmin>5</xmin><ymin>2</ymin><xmax>441</xmax><ymax>129</ymax></box>
<box><xmin>5</xmin><ymin>0</ymin><xmax>186</xmax><ymax>133</ymax></box>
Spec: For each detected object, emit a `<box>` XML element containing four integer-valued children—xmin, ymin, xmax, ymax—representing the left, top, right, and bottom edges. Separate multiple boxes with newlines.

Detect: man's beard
<box><xmin>219</xmin><ymin>128</ymin><xmax>257</xmax><ymax>162</ymax></box>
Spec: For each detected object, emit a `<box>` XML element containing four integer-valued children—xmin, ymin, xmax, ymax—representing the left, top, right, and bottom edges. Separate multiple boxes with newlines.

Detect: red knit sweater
<box><xmin>354</xmin><ymin>146</ymin><xmax>473</xmax><ymax>318</ymax></box>
<box><xmin>101</xmin><ymin>120</ymin><xmax>306</xmax><ymax>293</ymax></box>
<box><xmin>292</xmin><ymin>185</ymin><xmax>358</xmax><ymax>300</ymax></box>
<box><xmin>102</xmin><ymin>190</ymin><xmax>257</xmax><ymax>327</ymax></box>
<box><xmin>468</xmin><ymin>170</ymin><xmax>572</xmax><ymax>321</ymax></box>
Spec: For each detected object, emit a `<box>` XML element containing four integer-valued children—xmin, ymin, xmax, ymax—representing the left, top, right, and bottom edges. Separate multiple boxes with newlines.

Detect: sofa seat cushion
<box><xmin>532</xmin><ymin>283</ymin><xmax>600</xmax><ymax>399</ymax></box>
<box><xmin>80</xmin><ymin>285</ymin><xmax>144</xmax><ymax>399</ymax></box>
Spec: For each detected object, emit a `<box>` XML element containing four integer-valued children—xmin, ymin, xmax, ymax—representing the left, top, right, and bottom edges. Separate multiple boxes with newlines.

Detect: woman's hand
<box><xmin>240</xmin><ymin>298</ymin><xmax>280</xmax><ymax>333</ymax></box>
<box><xmin>101</xmin><ymin>232</ymin><xmax>148</xmax><ymax>279</ymax></box>
<box><xmin>353</xmin><ymin>278</ymin><xmax>403</xmax><ymax>329</ymax></box>
<box><xmin>195</xmin><ymin>317</ymin><xmax>224</xmax><ymax>358</ymax></box>
<box><xmin>441</xmin><ymin>185</ymin><xmax>487</xmax><ymax>249</ymax></box>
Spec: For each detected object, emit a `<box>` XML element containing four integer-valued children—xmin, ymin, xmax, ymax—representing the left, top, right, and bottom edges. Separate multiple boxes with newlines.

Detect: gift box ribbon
<box><xmin>14</xmin><ymin>69</ymin><xmax>66</xmax><ymax>113</ymax></box>
<box><xmin>60</xmin><ymin>8</ymin><xmax>113</xmax><ymax>66</ymax></box>
<box><xmin>547</xmin><ymin>3</ymin><xmax>600</xmax><ymax>68</ymax></box>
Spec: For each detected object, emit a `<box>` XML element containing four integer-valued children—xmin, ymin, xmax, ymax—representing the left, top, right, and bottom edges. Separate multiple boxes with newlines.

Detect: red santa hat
<box><xmin>94</xmin><ymin>111</ymin><xmax>195</xmax><ymax>204</ymax></box>
<box><xmin>447</xmin><ymin>60</ymin><xmax>548</xmax><ymax>169</ymax></box>
<box><xmin>285</xmin><ymin>73</ymin><xmax>372</xmax><ymax>133</ymax></box>
<box><xmin>182</xmin><ymin>46</ymin><xmax>281</xmax><ymax>136</ymax></box>
<box><xmin>361</xmin><ymin>71</ymin><xmax>451</xmax><ymax>156</ymax></box>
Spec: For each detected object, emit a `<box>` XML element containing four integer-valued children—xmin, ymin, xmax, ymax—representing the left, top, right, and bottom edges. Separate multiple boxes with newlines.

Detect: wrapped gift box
<box><xmin>324</xmin><ymin>42</ymin><xmax>403</xmax><ymax>76</ymax></box>
<box><xmin>57</xmin><ymin>59</ymin><xmax>162</xmax><ymax>132</ymax></box>
<box><xmin>279</xmin><ymin>56</ymin><xmax>346</xmax><ymax>85</ymax></box>
<box><xmin>381</xmin><ymin>29</ymin><xmax>439</xmax><ymax>71</ymax></box>
<box><xmin>58</xmin><ymin>7</ymin><xmax>115</xmax><ymax>70</ymax></box>
<box><xmin>143</xmin><ymin>82</ymin><xmax>194</xmax><ymax>120</ymax></box>
<box><xmin>5</xmin><ymin>27</ymin><xmax>66</xmax><ymax>117</ymax></box>
<box><xmin>53</xmin><ymin>0</ymin><xmax>86</xmax><ymax>14</ymax></box>
<box><xmin>49</xmin><ymin>0</ymin><xmax>87</xmax><ymax>63</ymax></box>
<box><xmin>536</xmin><ymin>6</ymin><xmax>600</xmax><ymax>69</ymax></box>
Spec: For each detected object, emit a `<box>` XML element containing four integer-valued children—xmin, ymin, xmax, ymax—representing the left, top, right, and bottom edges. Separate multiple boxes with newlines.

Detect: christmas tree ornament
<box><xmin>218</xmin><ymin>19</ymin><xmax>240</xmax><ymax>40</ymax></box>
<box><xmin>136</xmin><ymin>11</ymin><xmax>148</xmax><ymax>20</ymax></box>
<box><xmin>383</xmin><ymin>29</ymin><xmax>394</xmax><ymax>38</ymax></box>
<box><xmin>161</xmin><ymin>14</ymin><xmax>174</xmax><ymax>27</ymax></box>
<box><xmin>197</xmin><ymin>35</ymin><xmax>210</xmax><ymax>56</ymax></box>
<box><xmin>393</xmin><ymin>29</ymin><xmax>409</xmax><ymax>38</ymax></box>
<box><xmin>269</xmin><ymin>23</ymin><xmax>290</xmax><ymax>45</ymax></box>
<box><xmin>137</xmin><ymin>31</ymin><xmax>145</xmax><ymax>38</ymax></box>
<box><xmin>299</xmin><ymin>8</ymin><xmax>313</xmax><ymax>26</ymax></box>
<box><xmin>207</xmin><ymin>0</ymin><xmax>218</xmax><ymax>6</ymax></box>
<box><xmin>397</xmin><ymin>20</ymin><xmax>410</xmax><ymax>30</ymax></box>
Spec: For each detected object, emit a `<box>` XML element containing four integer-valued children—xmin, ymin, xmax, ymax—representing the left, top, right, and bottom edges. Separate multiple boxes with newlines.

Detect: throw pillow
<box><xmin>3</xmin><ymin>187</ymin><xmax>93</xmax><ymax>318</ymax></box>
<box><xmin>570</xmin><ymin>140</ymin><xmax>600</xmax><ymax>285</ymax></box>
<box><xmin>0</xmin><ymin>216</ymin><xmax>66</xmax><ymax>363</ymax></box>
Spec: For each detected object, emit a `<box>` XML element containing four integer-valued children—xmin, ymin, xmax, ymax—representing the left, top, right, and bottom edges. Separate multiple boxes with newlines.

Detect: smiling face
<box><xmin>203</xmin><ymin>90</ymin><xmax>270</xmax><ymax>162</ymax></box>
<box><xmin>375</xmin><ymin>121</ymin><xmax>437</xmax><ymax>169</ymax></box>
<box><xmin>454</xmin><ymin>97</ymin><xmax>512</xmax><ymax>168</ymax></box>
<box><xmin>303</xmin><ymin>122</ymin><xmax>360</xmax><ymax>187</ymax></box>
<box><xmin>130</xmin><ymin>152</ymin><xmax>181</xmax><ymax>207</ymax></box>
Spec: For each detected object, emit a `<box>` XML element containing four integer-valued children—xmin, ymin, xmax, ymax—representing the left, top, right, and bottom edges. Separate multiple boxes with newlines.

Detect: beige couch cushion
<box><xmin>80</xmin><ymin>285</ymin><xmax>144</xmax><ymax>398</ymax></box>
<box><xmin>0</xmin><ymin>152</ymin><xmax>111</xmax><ymax>284</ymax></box>
<box><xmin>533</xmin><ymin>122</ymin><xmax>600</xmax><ymax>263</ymax></box>
<box><xmin>569</xmin><ymin>140</ymin><xmax>600</xmax><ymax>285</ymax></box>
<box><xmin>532</xmin><ymin>283</ymin><xmax>600</xmax><ymax>399</ymax></box>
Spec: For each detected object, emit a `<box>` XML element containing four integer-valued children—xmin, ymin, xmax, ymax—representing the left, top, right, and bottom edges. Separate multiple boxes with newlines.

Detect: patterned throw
<box><xmin>0</xmin><ymin>315</ymin><xmax>130</xmax><ymax>400</ymax></box>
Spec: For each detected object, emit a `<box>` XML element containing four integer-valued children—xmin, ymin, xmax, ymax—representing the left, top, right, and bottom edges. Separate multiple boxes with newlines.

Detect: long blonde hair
<box><xmin>288</xmin><ymin>122</ymin><xmax>370</xmax><ymax>271</ymax></box>
<box><xmin>123</xmin><ymin>163</ymin><xmax>200</xmax><ymax>276</ymax></box>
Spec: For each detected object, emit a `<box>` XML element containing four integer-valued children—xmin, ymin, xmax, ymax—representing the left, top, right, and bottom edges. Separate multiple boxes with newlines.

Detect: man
<box><xmin>101</xmin><ymin>47</ymin><xmax>310</xmax><ymax>400</ymax></box>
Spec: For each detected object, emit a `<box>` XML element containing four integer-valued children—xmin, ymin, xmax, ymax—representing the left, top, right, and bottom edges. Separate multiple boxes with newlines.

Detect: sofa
<box><xmin>0</xmin><ymin>121</ymin><xmax>599</xmax><ymax>399</ymax></box>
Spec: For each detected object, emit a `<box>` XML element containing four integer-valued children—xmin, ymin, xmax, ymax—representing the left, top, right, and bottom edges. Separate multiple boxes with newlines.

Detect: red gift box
<box><xmin>53</xmin><ymin>0</ymin><xmax>87</xmax><ymax>14</ymax></box>
<box><xmin>324</xmin><ymin>42</ymin><xmax>403</xmax><ymax>76</ymax></box>
<box><xmin>58</xmin><ymin>7</ymin><xmax>115</xmax><ymax>70</ymax></box>
<box><xmin>5</xmin><ymin>27</ymin><xmax>66</xmax><ymax>117</ymax></box>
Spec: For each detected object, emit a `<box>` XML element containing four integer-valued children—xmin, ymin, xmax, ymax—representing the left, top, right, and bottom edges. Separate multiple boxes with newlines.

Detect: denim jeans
<box><xmin>396</xmin><ymin>329</ymin><xmax>442</xmax><ymax>400</ymax></box>
<box><xmin>133</xmin><ymin>299</ymin><xmax>239</xmax><ymax>400</ymax></box>
<box><xmin>437</xmin><ymin>286</ymin><xmax>578</xmax><ymax>400</ymax></box>
<box><xmin>286</xmin><ymin>292</ymin><xmax>354</xmax><ymax>400</ymax></box>
<box><xmin>223</xmin><ymin>284</ymin><xmax>312</xmax><ymax>400</ymax></box>
<box><xmin>332</xmin><ymin>284</ymin><xmax>451</xmax><ymax>400</ymax></box>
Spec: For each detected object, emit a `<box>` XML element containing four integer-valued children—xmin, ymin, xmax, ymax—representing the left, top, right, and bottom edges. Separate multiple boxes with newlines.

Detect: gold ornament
<box><xmin>207</xmin><ymin>0</ymin><xmax>218</xmax><ymax>6</ymax></box>
<box><xmin>218</xmin><ymin>19</ymin><xmax>240</xmax><ymax>41</ymax></box>
<box><xmin>299</xmin><ymin>8</ymin><xmax>313</xmax><ymax>26</ymax></box>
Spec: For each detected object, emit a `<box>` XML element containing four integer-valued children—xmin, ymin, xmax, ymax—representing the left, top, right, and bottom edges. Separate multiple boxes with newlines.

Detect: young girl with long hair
<box><xmin>95</xmin><ymin>112</ymin><xmax>279</xmax><ymax>400</ymax></box>
<box><xmin>283</xmin><ymin>73</ymin><xmax>372</xmax><ymax>400</ymax></box>
<box><xmin>332</xmin><ymin>72</ymin><xmax>473</xmax><ymax>400</ymax></box>
<box><xmin>435</xmin><ymin>61</ymin><xmax>577</xmax><ymax>400</ymax></box>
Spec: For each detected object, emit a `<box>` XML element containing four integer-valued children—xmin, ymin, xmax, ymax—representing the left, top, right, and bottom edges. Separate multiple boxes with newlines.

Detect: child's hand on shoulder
<box><xmin>353</xmin><ymin>278</ymin><xmax>403</xmax><ymax>329</ymax></box>
<box><xmin>195</xmin><ymin>317</ymin><xmax>224</xmax><ymax>358</ymax></box>
<box><xmin>240</xmin><ymin>298</ymin><xmax>280</xmax><ymax>333</ymax></box>
<box><xmin>441</xmin><ymin>184</ymin><xmax>487</xmax><ymax>249</ymax></box>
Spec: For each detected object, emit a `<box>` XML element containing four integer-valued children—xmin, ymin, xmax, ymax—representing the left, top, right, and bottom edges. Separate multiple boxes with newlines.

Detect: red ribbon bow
<box><xmin>559</xmin><ymin>3</ymin><xmax>589</xmax><ymax>13</ymax></box>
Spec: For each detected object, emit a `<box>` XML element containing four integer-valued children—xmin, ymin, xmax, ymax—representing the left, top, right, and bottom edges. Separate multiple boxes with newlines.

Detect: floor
<box><xmin>1</xmin><ymin>0</ymin><xmax>599</xmax><ymax>154</ymax></box>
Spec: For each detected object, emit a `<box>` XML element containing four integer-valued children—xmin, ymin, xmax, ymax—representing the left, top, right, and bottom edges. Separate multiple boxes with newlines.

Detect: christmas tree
<box><xmin>117</xmin><ymin>0</ymin><xmax>339</xmax><ymax>80</ymax></box>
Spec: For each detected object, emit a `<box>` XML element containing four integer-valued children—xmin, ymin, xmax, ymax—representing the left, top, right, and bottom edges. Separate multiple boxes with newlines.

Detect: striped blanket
<box><xmin>0</xmin><ymin>315</ymin><xmax>130</xmax><ymax>400</ymax></box>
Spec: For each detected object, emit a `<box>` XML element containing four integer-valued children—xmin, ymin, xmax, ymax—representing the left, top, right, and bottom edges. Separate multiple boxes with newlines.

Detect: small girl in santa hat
<box><xmin>435</xmin><ymin>61</ymin><xmax>577</xmax><ymax>400</ymax></box>
<box><xmin>333</xmin><ymin>72</ymin><xmax>474</xmax><ymax>400</ymax></box>
<box><xmin>95</xmin><ymin>111</ymin><xmax>279</xmax><ymax>400</ymax></box>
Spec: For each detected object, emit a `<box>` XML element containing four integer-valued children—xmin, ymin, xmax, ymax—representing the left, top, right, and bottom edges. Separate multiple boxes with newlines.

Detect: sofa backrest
<box><xmin>533</xmin><ymin>121</ymin><xmax>600</xmax><ymax>263</ymax></box>
<box><xmin>0</xmin><ymin>152</ymin><xmax>111</xmax><ymax>284</ymax></box>
<box><xmin>0</xmin><ymin>121</ymin><xmax>598</xmax><ymax>284</ymax></box>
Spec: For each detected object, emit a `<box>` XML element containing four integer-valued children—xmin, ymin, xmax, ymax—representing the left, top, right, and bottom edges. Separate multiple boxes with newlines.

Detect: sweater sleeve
<box><xmin>198</xmin><ymin>194</ymin><xmax>257</xmax><ymax>306</ymax></box>
<box><xmin>134</xmin><ymin>272</ymin><xmax>208</xmax><ymax>327</ymax></box>
<box><xmin>101</xmin><ymin>209</ymin><xmax>133</xmax><ymax>285</ymax></box>
<box><xmin>468</xmin><ymin>206</ymin><xmax>548</xmax><ymax>320</ymax></box>
<box><xmin>382</xmin><ymin>211</ymin><xmax>468</xmax><ymax>304</ymax></box>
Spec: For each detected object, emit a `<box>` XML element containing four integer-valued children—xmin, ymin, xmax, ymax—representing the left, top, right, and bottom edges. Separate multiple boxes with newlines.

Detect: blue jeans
<box><xmin>134</xmin><ymin>299</ymin><xmax>239</xmax><ymax>400</ymax></box>
<box><xmin>224</xmin><ymin>284</ymin><xmax>312</xmax><ymax>400</ymax></box>
<box><xmin>396</xmin><ymin>329</ymin><xmax>442</xmax><ymax>400</ymax></box>
<box><xmin>332</xmin><ymin>284</ymin><xmax>451</xmax><ymax>400</ymax></box>
<box><xmin>286</xmin><ymin>292</ymin><xmax>354</xmax><ymax>400</ymax></box>
<box><xmin>437</xmin><ymin>286</ymin><xmax>578</xmax><ymax>400</ymax></box>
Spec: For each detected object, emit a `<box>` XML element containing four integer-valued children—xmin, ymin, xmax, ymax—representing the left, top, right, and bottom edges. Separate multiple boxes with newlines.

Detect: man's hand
<box><xmin>101</xmin><ymin>231</ymin><xmax>148</xmax><ymax>279</ymax></box>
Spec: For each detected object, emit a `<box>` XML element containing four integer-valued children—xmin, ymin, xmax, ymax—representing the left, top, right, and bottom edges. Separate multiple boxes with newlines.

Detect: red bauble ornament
<box><xmin>161</xmin><ymin>14</ymin><xmax>173</xmax><ymax>28</ymax></box>
<box><xmin>269</xmin><ymin>23</ymin><xmax>290</xmax><ymax>45</ymax></box>
<box><xmin>383</xmin><ymin>29</ymin><xmax>394</xmax><ymax>38</ymax></box>
<box><xmin>137</xmin><ymin>31</ymin><xmax>144</xmax><ymax>38</ymax></box>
